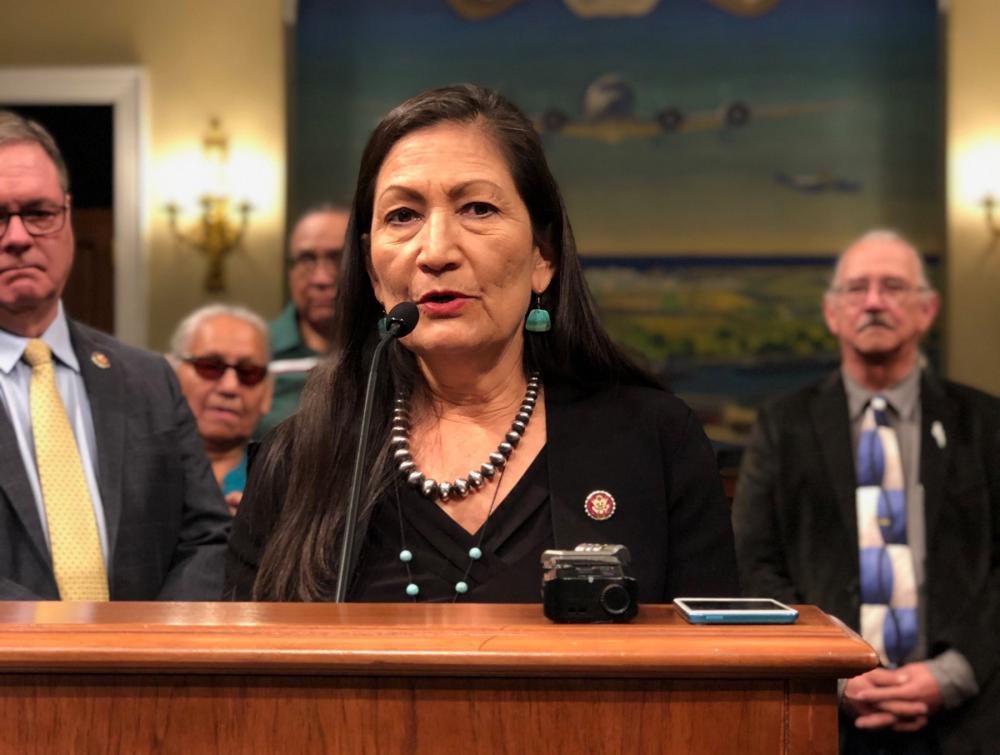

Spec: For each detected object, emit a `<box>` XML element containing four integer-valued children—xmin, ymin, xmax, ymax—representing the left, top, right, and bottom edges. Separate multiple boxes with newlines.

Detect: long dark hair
<box><xmin>252</xmin><ymin>84</ymin><xmax>658</xmax><ymax>600</ymax></box>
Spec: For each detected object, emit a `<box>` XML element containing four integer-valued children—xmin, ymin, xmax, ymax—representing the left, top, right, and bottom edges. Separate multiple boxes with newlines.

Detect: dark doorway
<box><xmin>2</xmin><ymin>104</ymin><xmax>115</xmax><ymax>334</ymax></box>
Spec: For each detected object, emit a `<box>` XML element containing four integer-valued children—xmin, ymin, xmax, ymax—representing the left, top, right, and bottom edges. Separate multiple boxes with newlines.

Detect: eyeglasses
<box><xmin>830</xmin><ymin>277</ymin><xmax>929</xmax><ymax>305</ymax></box>
<box><xmin>182</xmin><ymin>355</ymin><xmax>268</xmax><ymax>386</ymax></box>
<box><xmin>290</xmin><ymin>250</ymin><xmax>342</xmax><ymax>274</ymax></box>
<box><xmin>0</xmin><ymin>203</ymin><xmax>69</xmax><ymax>237</ymax></box>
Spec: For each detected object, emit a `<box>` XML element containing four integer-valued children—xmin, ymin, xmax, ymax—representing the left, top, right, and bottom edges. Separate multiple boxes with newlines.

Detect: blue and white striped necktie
<box><xmin>856</xmin><ymin>395</ymin><xmax>917</xmax><ymax>667</ymax></box>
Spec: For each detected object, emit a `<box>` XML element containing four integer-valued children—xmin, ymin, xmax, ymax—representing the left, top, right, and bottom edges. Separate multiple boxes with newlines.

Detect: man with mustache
<box><xmin>0</xmin><ymin>110</ymin><xmax>230</xmax><ymax>600</ymax></box>
<box><xmin>256</xmin><ymin>205</ymin><xmax>348</xmax><ymax>437</ymax></box>
<box><xmin>733</xmin><ymin>230</ymin><xmax>1000</xmax><ymax>754</ymax></box>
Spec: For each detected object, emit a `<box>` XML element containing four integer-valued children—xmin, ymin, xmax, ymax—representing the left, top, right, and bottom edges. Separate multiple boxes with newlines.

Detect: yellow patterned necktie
<box><xmin>22</xmin><ymin>339</ymin><xmax>109</xmax><ymax>601</ymax></box>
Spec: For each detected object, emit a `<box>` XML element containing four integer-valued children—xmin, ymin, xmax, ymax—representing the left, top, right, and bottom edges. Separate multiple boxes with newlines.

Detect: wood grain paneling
<box><xmin>65</xmin><ymin>207</ymin><xmax>114</xmax><ymax>334</ymax></box>
<box><xmin>0</xmin><ymin>675</ymin><xmax>791</xmax><ymax>755</ymax></box>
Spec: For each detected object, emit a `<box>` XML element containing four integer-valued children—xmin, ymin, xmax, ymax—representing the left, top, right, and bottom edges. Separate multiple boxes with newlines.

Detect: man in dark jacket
<box><xmin>734</xmin><ymin>230</ymin><xmax>999</xmax><ymax>754</ymax></box>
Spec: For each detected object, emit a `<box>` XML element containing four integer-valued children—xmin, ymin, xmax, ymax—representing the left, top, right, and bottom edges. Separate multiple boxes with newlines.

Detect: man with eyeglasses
<box><xmin>257</xmin><ymin>205</ymin><xmax>348</xmax><ymax>437</ymax></box>
<box><xmin>0</xmin><ymin>110</ymin><xmax>230</xmax><ymax>601</ymax></box>
<box><xmin>170</xmin><ymin>305</ymin><xmax>273</xmax><ymax>515</ymax></box>
<box><xmin>733</xmin><ymin>230</ymin><xmax>1000</xmax><ymax>754</ymax></box>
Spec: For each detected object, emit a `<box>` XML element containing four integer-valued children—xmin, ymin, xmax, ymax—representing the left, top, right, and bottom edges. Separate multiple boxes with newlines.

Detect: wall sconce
<box><xmin>165</xmin><ymin>118</ymin><xmax>252</xmax><ymax>292</ymax></box>
<box><xmin>983</xmin><ymin>195</ymin><xmax>1000</xmax><ymax>242</ymax></box>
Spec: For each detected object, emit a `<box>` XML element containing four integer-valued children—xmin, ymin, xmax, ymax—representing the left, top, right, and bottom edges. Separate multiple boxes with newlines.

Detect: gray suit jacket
<box><xmin>0</xmin><ymin>319</ymin><xmax>231</xmax><ymax>600</ymax></box>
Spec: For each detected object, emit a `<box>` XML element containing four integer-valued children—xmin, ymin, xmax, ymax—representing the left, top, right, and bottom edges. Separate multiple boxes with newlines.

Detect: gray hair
<box><xmin>288</xmin><ymin>203</ymin><xmax>350</xmax><ymax>244</ymax></box>
<box><xmin>0</xmin><ymin>110</ymin><xmax>70</xmax><ymax>193</ymax></box>
<box><xmin>169</xmin><ymin>304</ymin><xmax>271</xmax><ymax>362</ymax></box>
<box><xmin>827</xmin><ymin>229</ymin><xmax>934</xmax><ymax>295</ymax></box>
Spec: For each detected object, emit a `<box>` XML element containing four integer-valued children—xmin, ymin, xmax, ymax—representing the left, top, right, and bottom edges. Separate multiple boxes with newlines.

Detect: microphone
<box><xmin>384</xmin><ymin>300</ymin><xmax>419</xmax><ymax>338</ymax></box>
<box><xmin>334</xmin><ymin>301</ymin><xmax>419</xmax><ymax>602</ymax></box>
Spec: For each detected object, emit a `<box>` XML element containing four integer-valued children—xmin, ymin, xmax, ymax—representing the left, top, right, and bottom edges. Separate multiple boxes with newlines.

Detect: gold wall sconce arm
<box><xmin>164</xmin><ymin>118</ymin><xmax>252</xmax><ymax>292</ymax></box>
<box><xmin>983</xmin><ymin>195</ymin><xmax>1000</xmax><ymax>242</ymax></box>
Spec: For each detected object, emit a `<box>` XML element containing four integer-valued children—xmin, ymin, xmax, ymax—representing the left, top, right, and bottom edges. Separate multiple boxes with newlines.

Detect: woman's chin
<box><xmin>406</xmin><ymin>330</ymin><xmax>517</xmax><ymax>365</ymax></box>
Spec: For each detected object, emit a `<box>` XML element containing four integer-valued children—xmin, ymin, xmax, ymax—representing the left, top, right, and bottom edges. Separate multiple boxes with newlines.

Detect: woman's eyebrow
<box><xmin>375</xmin><ymin>184</ymin><xmax>424</xmax><ymax>204</ymax></box>
<box><xmin>446</xmin><ymin>180</ymin><xmax>504</xmax><ymax>200</ymax></box>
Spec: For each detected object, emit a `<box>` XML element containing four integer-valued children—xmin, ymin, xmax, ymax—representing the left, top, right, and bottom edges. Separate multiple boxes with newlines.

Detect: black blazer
<box><xmin>0</xmin><ymin>319</ymin><xmax>232</xmax><ymax>600</ymax></box>
<box><xmin>733</xmin><ymin>371</ymin><xmax>1000</xmax><ymax>754</ymax></box>
<box><xmin>226</xmin><ymin>382</ymin><xmax>739</xmax><ymax>602</ymax></box>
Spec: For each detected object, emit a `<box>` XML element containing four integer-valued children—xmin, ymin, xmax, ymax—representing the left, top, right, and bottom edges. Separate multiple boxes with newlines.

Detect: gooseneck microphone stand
<box><xmin>334</xmin><ymin>302</ymin><xmax>419</xmax><ymax>603</ymax></box>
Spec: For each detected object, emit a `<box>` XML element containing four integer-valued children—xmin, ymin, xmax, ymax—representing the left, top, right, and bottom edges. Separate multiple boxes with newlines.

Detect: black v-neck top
<box><xmin>350</xmin><ymin>448</ymin><xmax>552</xmax><ymax>603</ymax></box>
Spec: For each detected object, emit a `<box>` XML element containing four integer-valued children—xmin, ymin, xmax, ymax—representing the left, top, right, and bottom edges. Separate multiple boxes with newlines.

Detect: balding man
<box><xmin>257</xmin><ymin>205</ymin><xmax>348</xmax><ymax>436</ymax></box>
<box><xmin>733</xmin><ymin>230</ymin><xmax>999</xmax><ymax>754</ymax></box>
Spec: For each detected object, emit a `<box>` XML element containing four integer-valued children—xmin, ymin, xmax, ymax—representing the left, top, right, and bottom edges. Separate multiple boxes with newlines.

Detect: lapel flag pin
<box><xmin>584</xmin><ymin>490</ymin><xmax>617</xmax><ymax>521</ymax></box>
<box><xmin>91</xmin><ymin>352</ymin><xmax>111</xmax><ymax>369</ymax></box>
<box><xmin>930</xmin><ymin>420</ymin><xmax>946</xmax><ymax>450</ymax></box>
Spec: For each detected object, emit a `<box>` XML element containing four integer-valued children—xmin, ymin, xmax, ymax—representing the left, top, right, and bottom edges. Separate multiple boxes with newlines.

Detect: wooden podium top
<box><xmin>0</xmin><ymin>601</ymin><xmax>876</xmax><ymax>679</ymax></box>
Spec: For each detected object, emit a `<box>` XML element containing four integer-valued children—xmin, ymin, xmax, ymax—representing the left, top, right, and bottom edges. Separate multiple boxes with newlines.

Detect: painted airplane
<box><xmin>535</xmin><ymin>74</ymin><xmax>848</xmax><ymax>145</ymax></box>
<box><xmin>774</xmin><ymin>172</ymin><xmax>862</xmax><ymax>194</ymax></box>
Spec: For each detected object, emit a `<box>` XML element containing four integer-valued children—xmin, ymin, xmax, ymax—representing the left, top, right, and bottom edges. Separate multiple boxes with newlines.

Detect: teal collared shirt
<box><xmin>270</xmin><ymin>300</ymin><xmax>308</xmax><ymax>358</ymax></box>
<box><xmin>221</xmin><ymin>451</ymin><xmax>248</xmax><ymax>496</ymax></box>
<box><xmin>0</xmin><ymin>303</ymin><xmax>109</xmax><ymax>566</ymax></box>
<box><xmin>256</xmin><ymin>302</ymin><xmax>320</xmax><ymax>438</ymax></box>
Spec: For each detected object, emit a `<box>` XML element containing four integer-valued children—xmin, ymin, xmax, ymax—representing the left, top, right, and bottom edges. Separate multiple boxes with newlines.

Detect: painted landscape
<box><xmin>294</xmin><ymin>0</ymin><xmax>943</xmax><ymax>442</ymax></box>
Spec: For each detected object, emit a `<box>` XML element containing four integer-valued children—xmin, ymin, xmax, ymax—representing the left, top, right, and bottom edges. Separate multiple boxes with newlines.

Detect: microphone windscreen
<box><xmin>387</xmin><ymin>301</ymin><xmax>419</xmax><ymax>337</ymax></box>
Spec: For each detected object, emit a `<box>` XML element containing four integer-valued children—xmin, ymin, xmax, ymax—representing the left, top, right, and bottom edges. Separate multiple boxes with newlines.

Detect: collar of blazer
<box><xmin>917</xmin><ymin>370</ymin><xmax>957</xmax><ymax>543</ymax></box>
<box><xmin>543</xmin><ymin>381</ymin><xmax>673</xmax><ymax>602</ymax></box>
<box><xmin>0</xmin><ymin>401</ymin><xmax>52</xmax><ymax>575</ymax></box>
<box><xmin>809</xmin><ymin>373</ymin><xmax>857</xmax><ymax>536</ymax></box>
<box><xmin>67</xmin><ymin>319</ymin><xmax>127</xmax><ymax>570</ymax></box>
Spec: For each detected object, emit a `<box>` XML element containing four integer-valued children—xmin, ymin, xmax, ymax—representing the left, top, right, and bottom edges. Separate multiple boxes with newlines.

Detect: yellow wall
<box><xmin>947</xmin><ymin>0</ymin><xmax>1000</xmax><ymax>395</ymax></box>
<box><xmin>2</xmin><ymin>0</ymin><xmax>286</xmax><ymax>350</ymax></box>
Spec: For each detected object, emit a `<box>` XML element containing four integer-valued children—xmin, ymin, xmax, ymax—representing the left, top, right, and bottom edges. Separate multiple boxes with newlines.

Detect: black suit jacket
<box><xmin>226</xmin><ymin>382</ymin><xmax>739</xmax><ymax>602</ymax></box>
<box><xmin>0</xmin><ymin>319</ymin><xmax>232</xmax><ymax>600</ymax></box>
<box><xmin>733</xmin><ymin>371</ymin><xmax>1000</xmax><ymax>754</ymax></box>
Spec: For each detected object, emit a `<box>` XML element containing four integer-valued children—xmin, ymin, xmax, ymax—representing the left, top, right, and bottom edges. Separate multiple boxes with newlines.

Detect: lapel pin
<box><xmin>584</xmin><ymin>490</ymin><xmax>617</xmax><ymax>521</ymax></box>
<box><xmin>90</xmin><ymin>352</ymin><xmax>111</xmax><ymax>369</ymax></box>
<box><xmin>930</xmin><ymin>420</ymin><xmax>946</xmax><ymax>450</ymax></box>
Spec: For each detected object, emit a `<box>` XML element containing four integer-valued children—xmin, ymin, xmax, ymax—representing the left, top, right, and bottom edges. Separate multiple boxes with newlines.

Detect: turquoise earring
<box><xmin>525</xmin><ymin>294</ymin><xmax>551</xmax><ymax>333</ymax></box>
<box><xmin>377</xmin><ymin>307</ymin><xmax>388</xmax><ymax>336</ymax></box>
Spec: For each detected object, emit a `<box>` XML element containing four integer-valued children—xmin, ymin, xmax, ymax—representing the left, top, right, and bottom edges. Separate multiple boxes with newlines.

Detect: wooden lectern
<box><xmin>0</xmin><ymin>602</ymin><xmax>875</xmax><ymax>754</ymax></box>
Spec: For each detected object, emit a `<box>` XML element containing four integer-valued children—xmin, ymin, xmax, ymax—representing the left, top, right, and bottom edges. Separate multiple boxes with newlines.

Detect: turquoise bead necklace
<box><xmin>389</xmin><ymin>373</ymin><xmax>538</xmax><ymax>599</ymax></box>
<box><xmin>393</xmin><ymin>458</ymin><xmax>507</xmax><ymax>601</ymax></box>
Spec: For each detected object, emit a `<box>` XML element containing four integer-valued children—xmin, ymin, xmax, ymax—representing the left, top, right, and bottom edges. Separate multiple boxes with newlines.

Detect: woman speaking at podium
<box><xmin>225</xmin><ymin>84</ymin><xmax>738</xmax><ymax>603</ymax></box>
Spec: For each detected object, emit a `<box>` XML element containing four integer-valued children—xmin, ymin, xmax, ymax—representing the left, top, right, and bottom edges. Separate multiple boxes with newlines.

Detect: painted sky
<box><xmin>292</xmin><ymin>0</ymin><xmax>942</xmax><ymax>254</ymax></box>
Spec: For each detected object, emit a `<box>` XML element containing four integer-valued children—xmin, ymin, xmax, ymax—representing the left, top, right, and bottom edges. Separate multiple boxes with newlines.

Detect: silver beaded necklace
<box><xmin>389</xmin><ymin>374</ymin><xmax>539</xmax><ymax>599</ymax></box>
<box><xmin>390</xmin><ymin>373</ymin><xmax>541</xmax><ymax>501</ymax></box>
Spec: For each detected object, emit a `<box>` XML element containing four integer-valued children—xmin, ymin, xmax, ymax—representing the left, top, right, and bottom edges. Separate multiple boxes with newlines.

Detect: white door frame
<box><xmin>0</xmin><ymin>66</ymin><xmax>148</xmax><ymax>347</ymax></box>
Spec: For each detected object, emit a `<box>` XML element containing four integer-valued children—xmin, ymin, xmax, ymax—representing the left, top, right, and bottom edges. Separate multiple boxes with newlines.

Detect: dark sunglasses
<box><xmin>182</xmin><ymin>355</ymin><xmax>268</xmax><ymax>387</ymax></box>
